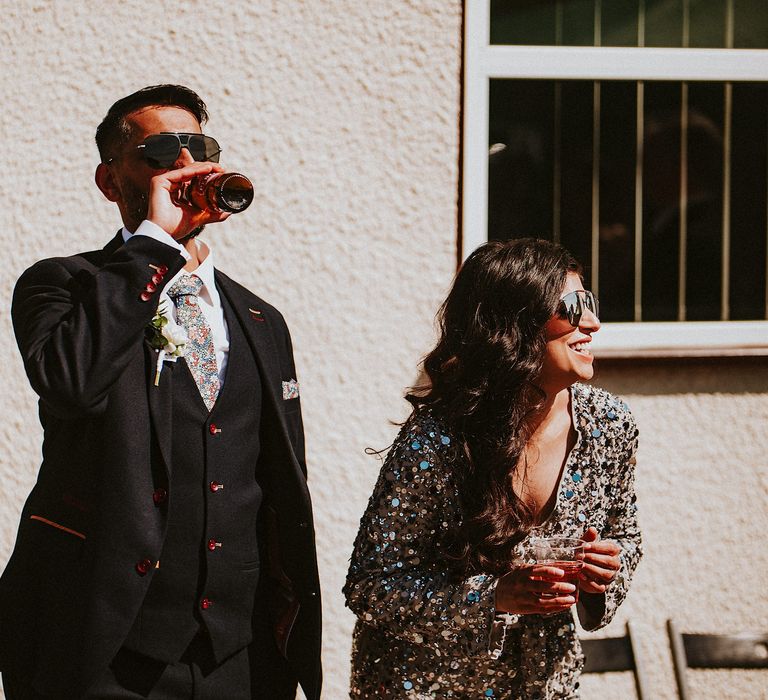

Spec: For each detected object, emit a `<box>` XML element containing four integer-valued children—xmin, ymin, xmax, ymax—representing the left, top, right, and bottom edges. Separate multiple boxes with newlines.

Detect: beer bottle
<box><xmin>181</xmin><ymin>172</ymin><xmax>254</xmax><ymax>214</ymax></box>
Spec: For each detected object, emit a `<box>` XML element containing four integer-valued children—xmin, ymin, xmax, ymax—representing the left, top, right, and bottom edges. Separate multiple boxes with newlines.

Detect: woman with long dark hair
<box><xmin>344</xmin><ymin>238</ymin><xmax>642</xmax><ymax>698</ymax></box>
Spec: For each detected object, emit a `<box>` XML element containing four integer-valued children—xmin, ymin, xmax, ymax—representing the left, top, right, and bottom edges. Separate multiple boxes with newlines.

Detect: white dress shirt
<box><xmin>122</xmin><ymin>221</ymin><xmax>230</xmax><ymax>387</ymax></box>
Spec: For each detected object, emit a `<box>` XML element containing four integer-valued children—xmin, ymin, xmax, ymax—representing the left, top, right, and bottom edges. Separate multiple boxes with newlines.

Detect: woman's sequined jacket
<box><xmin>344</xmin><ymin>383</ymin><xmax>642</xmax><ymax>699</ymax></box>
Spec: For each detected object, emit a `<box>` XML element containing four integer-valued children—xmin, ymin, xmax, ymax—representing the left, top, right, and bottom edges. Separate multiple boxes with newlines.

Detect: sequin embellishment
<box><xmin>344</xmin><ymin>383</ymin><xmax>642</xmax><ymax>699</ymax></box>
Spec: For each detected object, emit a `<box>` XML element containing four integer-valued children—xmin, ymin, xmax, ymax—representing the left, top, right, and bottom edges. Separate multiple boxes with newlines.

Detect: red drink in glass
<box><xmin>547</xmin><ymin>559</ymin><xmax>584</xmax><ymax>600</ymax></box>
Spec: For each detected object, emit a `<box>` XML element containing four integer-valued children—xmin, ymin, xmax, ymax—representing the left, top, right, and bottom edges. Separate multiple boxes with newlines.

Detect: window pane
<box><xmin>601</xmin><ymin>0</ymin><xmax>640</xmax><ymax>47</ymax></box>
<box><xmin>558</xmin><ymin>81</ymin><xmax>595</xmax><ymax>283</ymax></box>
<box><xmin>689</xmin><ymin>0</ymin><xmax>727</xmax><ymax>48</ymax></box>
<box><xmin>730</xmin><ymin>83</ymin><xmax>768</xmax><ymax>319</ymax></box>
<box><xmin>644</xmin><ymin>0</ymin><xmax>684</xmax><ymax>47</ymax></box>
<box><xmin>599</xmin><ymin>82</ymin><xmax>637</xmax><ymax>321</ymax></box>
<box><xmin>734</xmin><ymin>0</ymin><xmax>768</xmax><ymax>48</ymax></box>
<box><xmin>685</xmin><ymin>82</ymin><xmax>725</xmax><ymax>320</ymax></box>
<box><xmin>561</xmin><ymin>0</ymin><xmax>596</xmax><ymax>46</ymax></box>
<box><xmin>490</xmin><ymin>1</ymin><xmax>557</xmax><ymax>45</ymax></box>
<box><xmin>490</xmin><ymin>0</ymin><xmax>768</xmax><ymax>48</ymax></box>
<box><xmin>488</xmin><ymin>78</ymin><xmax>768</xmax><ymax>323</ymax></box>
<box><xmin>641</xmin><ymin>83</ymin><xmax>682</xmax><ymax>319</ymax></box>
<box><xmin>488</xmin><ymin>80</ymin><xmax>555</xmax><ymax>240</ymax></box>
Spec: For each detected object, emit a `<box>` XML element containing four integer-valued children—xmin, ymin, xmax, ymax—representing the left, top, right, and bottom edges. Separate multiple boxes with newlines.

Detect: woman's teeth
<box><xmin>570</xmin><ymin>342</ymin><xmax>591</xmax><ymax>354</ymax></box>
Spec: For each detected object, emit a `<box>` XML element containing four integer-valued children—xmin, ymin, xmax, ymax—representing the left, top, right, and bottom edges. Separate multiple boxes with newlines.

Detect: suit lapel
<box><xmin>97</xmin><ymin>231</ymin><xmax>176</xmax><ymax>476</ymax></box>
<box><xmin>145</xmin><ymin>341</ymin><xmax>174</xmax><ymax>476</ymax></box>
<box><xmin>102</xmin><ymin>230</ymin><xmax>125</xmax><ymax>257</ymax></box>
<box><xmin>214</xmin><ymin>271</ymin><xmax>283</xmax><ymax>409</ymax></box>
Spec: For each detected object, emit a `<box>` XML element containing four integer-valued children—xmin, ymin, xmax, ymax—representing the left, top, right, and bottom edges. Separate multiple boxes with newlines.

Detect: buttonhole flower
<box><xmin>148</xmin><ymin>303</ymin><xmax>188</xmax><ymax>386</ymax></box>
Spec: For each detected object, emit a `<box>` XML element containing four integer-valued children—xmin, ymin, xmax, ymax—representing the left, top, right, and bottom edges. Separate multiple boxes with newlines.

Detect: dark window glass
<box><xmin>557</xmin><ymin>82</ymin><xmax>595</xmax><ymax>285</ymax></box>
<box><xmin>488</xmin><ymin>78</ymin><xmax>768</xmax><ymax>322</ymax></box>
<box><xmin>561</xmin><ymin>0</ymin><xmax>596</xmax><ymax>46</ymax></box>
<box><xmin>641</xmin><ymin>82</ymin><xmax>683</xmax><ymax>320</ymax></box>
<box><xmin>488</xmin><ymin>80</ymin><xmax>556</xmax><ymax>241</ymax></box>
<box><xmin>601</xmin><ymin>0</ymin><xmax>639</xmax><ymax>47</ymax></box>
<box><xmin>689</xmin><ymin>0</ymin><xmax>726</xmax><ymax>48</ymax></box>
<box><xmin>730</xmin><ymin>83</ymin><xmax>768</xmax><ymax>319</ymax></box>
<box><xmin>490</xmin><ymin>1</ymin><xmax>557</xmax><ymax>45</ymax></box>
<box><xmin>490</xmin><ymin>0</ymin><xmax>768</xmax><ymax>48</ymax></box>
<box><xmin>598</xmin><ymin>81</ymin><xmax>637</xmax><ymax>321</ymax></box>
<box><xmin>644</xmin><ymin>0</ymin><xmax>684</xmax><ymax>47</ymax></box>
<box><xmin>734</xmin><ymin>0</ymin><xmax>768</xmax><ymax>48</ymax></box>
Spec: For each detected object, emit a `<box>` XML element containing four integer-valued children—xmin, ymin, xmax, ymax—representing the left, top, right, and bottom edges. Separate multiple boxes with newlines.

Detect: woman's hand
<box><xmin>495</xmin><ymin>564</ymin><xmax>577</xmax><ymax>615</ymax></box>
<box><xmin>579</xmin><ymin>527</ymin><xmax>621</xmax><ymax>594</ymax></box>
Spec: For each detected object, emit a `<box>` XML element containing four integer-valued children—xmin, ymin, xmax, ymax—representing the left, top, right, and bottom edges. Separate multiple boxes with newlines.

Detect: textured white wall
<box><xmin>0</xmin><ymin>2</ymin><xmax>461</xmax><ymax>699</ymax></box>
<box><xmin>1</xmin><ymin>2</ymin><xmax>766</xmax><ymax>700</ymax></box>
<box><xmin>583</xmin><ymin>364</ymin><xmax>768</xmax><ymax>700</ymax></box>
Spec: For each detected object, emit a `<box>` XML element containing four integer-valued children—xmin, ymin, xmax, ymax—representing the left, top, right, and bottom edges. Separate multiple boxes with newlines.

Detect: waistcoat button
<box><xmin>135</xmin><ymin>559</ymin><xmax>153</xmax><ymax>576</ymax></box>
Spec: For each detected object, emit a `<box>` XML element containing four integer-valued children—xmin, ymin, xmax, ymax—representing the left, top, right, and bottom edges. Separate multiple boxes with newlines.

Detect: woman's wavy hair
<box><xmin>406</xmin><ymin>237</ymin><xmax>580</xmax><ymax>576</ymax></box>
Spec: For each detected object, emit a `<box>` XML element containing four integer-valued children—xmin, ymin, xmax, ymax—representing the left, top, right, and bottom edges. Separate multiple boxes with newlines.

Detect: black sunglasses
<box><xmin>134</xmin><ymin>132</ymin><xmax>222</xmax><ymax>169</ymax></box>
<box><xmin>558</xmin><ymin>290</ymin><xmax>600</xmax><ymax>326</ymax></box>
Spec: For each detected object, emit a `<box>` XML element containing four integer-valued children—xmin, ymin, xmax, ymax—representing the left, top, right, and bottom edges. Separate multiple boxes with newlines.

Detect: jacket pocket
<box><xmin>263</xmin><ymin>505</ymin><xmax>301</xmax><ymax>658</ymax></box>
<box><xmin>30</xmin><ymin>515</ymin><xmax>87</xmax><ymax>540</ymax></box>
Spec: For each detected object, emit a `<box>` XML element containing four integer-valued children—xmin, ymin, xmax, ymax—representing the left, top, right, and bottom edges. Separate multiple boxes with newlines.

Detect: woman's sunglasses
<box><xmin>135</xmin><ymin>132</ymin><xmax>222</xmax><ymax>169</ymax></box>
<box><xmin>557</xmin><ymin>290</ymin><xmax>600</xmax><ymax>327</ymax></box>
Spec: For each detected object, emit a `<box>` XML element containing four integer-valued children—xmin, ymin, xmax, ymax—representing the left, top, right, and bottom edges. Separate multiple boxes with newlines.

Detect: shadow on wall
<box><xmin>593</xmin><ymin>358</ymin><xmax>768</xmax><ymax>396</ymax></box>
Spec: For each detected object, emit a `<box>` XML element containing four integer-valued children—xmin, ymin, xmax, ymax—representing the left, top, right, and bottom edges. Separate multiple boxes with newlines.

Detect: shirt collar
<box><xmin>160</xmin><ymin>239</ymin><xmax>217</xmax><ymax>304</ymax></box>
<box><xmin>188</xmin><ymin>241</ymin><xmax>218</xmax><ymax>304</ymax></box>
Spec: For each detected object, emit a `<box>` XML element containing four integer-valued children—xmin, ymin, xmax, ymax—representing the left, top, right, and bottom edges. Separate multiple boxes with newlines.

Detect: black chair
<box><xmin>581</xmin><ymin>620</ymin><xmax>648</xmax><ymax>700</ymax></box>
<box><xmin>667</xmin><ymin>619</ymin><xmax>768</xmax><ymax>700</ymax></box>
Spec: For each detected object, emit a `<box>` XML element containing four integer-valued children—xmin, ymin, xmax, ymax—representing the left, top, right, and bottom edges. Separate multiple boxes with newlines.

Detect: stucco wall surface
<box><xmin>0</xmin><ymin>2</ymin><xmax>461</xmax><ymax>699</ymax></box>
<box><xmin>583</xmin><ymin>363</ymin><xmax>768</xmax><ymax>700</ymax></box>
<box><xmin>1</xmin><ymin>2</ymin><xmax>767</xmax><ymax>700</ymax></box>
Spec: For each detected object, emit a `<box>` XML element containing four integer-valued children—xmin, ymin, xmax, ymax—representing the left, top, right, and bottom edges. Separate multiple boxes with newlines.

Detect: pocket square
<box><xmin>282</xmin><ymin>378</ymin><xmax>300</xmax><ymax>400</ymax></box>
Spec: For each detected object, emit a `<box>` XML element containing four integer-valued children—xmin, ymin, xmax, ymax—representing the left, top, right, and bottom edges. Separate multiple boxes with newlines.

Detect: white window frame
<box><xmin>463</xmin><ymin>2</ymin><xmax>768</xmax><ymax>357</ymax></box>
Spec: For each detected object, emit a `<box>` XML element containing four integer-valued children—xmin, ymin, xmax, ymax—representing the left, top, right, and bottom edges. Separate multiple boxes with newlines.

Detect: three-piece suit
<box><xmin>0</xmin><ymin>233</ymin><xmax>321</xmax><ymax>699</ymax></box>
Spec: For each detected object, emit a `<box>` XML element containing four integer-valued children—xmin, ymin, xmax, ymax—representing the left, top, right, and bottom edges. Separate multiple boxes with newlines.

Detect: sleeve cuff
<box><xmin>133</xmin><ymin>220</ymin><xmax>191</xmax><ymax>261</ymax></box>
<box><xmin>576</xmin><ymin>590</ymin><xmax>608</xmax><ymax>630</ymax></box>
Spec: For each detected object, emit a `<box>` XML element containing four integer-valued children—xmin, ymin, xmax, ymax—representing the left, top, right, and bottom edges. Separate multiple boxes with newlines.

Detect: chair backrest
<box><xmin>581</xmin><ymin>620</ymin><xmax>648</xmax><ymax>700</ymax></box>
<box><xmin>667</xmin><ymin>619</ymin><xmax>768</xmax><ymax>700</ymax></box>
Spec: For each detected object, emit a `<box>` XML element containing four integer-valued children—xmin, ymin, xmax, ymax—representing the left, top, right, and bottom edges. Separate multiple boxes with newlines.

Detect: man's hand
<box><xmin>579</xmin><ymin>526</ymin><xmax>621</xmax><ymax>594</ymax></box>
<box><xmin>147</xmin><ymin>161</ymin><xmax>230</xmax><ymax>240</ymax></box>
<box><xmin>495</xmin><ymin>564</ymin><xmax>578</xmax><ymax>615</ymax></box>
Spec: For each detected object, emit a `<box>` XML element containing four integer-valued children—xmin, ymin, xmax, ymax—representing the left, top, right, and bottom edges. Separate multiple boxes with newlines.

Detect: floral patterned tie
<box><xmin>166</xmin><ymin>274</ymin><xmax>220</xmax><ymax>410</ymax></box>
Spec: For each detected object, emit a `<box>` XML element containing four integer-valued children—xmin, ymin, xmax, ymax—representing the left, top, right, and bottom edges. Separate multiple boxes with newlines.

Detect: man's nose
<box><xmin>173</xmin><ymin>147</ymin><xmax>196</xmax><ymax>169</ymax></box>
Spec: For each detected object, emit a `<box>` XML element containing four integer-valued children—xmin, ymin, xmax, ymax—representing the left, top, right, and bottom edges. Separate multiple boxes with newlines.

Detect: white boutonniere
<box><xmin>148</xmin><ymin>304</ymin><xmax>188</xmax><ymax>386</ymax></box>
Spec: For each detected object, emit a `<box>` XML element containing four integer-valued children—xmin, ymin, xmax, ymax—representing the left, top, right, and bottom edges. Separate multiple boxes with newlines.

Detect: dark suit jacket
<box><xmin>0</xmin><ymin>233</ymin><xmax>322</xmax><ymax>699</ymax></box>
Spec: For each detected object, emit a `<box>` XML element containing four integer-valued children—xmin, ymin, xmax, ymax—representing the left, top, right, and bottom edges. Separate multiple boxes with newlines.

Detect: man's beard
<box><xmin>179</xmin><ymin>226</ymin><xmax>205</xmax><ymax>242</ymax></box>
<box><xmin>123</xmin><ymin>181</ymin><xmax>149</xmax><ymax>231</ymax></box>
<box><xmin>123</xmin><ymin>182</ymin><xmax>204</xmax><ymax>239</ymax></box>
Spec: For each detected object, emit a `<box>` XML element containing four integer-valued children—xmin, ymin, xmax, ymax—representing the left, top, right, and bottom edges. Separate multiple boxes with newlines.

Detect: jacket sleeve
<box><xmin>343</xmin><ymin>414</ymin><xmax>501</xmax><ymax>657</ymax></box>
<box><xmin>275</xmin><ymin>313</ymin><xmax>307</xmax><ymax>478</ymax></box>
<box><xmin>12</xmin><ymin>236</ymin><xmax>185</xmax><ymax>415</ymax></box>
<box><xmin>577</xmin><ymin>406</ymin><xmax>642</xmax><ymax>631</ymax></box>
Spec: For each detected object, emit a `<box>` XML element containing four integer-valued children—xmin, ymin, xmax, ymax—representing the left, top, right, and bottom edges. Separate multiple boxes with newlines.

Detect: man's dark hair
<box><xmin>95</xmin><ymin>84</ymin><xmax>209</xmax><ymax>163</ymax></box>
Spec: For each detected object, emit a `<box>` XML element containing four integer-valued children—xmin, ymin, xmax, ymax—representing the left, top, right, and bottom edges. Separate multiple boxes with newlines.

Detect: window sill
<box><xmin>593</xmin><ymin>321</ymin><xmax>768</xmax><ymax>360</ymax></box>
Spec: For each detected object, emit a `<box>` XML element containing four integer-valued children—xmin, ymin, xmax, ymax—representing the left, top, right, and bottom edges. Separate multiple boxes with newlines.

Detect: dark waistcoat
<box><xmin>124</xmin><ymin>296</ymin><xmax>263</xmax><ymax>664</ymax></box>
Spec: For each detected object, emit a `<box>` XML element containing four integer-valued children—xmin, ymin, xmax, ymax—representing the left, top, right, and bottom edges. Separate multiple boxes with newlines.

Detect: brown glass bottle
<box><xmin>181</xmin><ymin>172</ymin><xmax>254</xmax><ymax>214</ymax></box>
